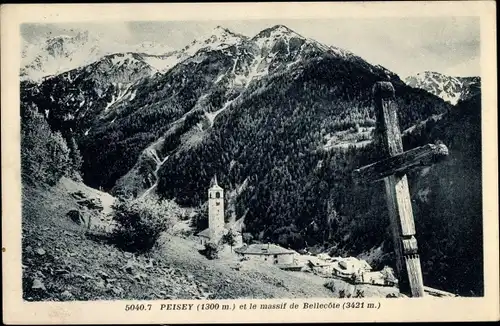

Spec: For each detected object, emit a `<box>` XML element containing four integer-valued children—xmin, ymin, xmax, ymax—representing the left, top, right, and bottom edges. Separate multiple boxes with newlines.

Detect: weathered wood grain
<box><xmin>372</xmin><ymin>81</ymin><xmax>403</xmax><ymax>156</ymax></box>
<box><xmin>405</xmin><ymin>254</ymin><xmax>425</xmax><ymax>297</ymax></box>
<box><xmin>383</xmin><ymin>175</ymin><xmax>409</xmax><ymax>293</ymax></box>
<box><xmin>371</xmin><ymin>81</ymin><xmax>426</xmax><ymax>297</ymax></box>
<box><xmin>424</xmin><ymin>286</ymin><xmax>457</xmax><ymax>297</ymax></box>
<box><xmin>353</xmin><ymin>143</ymin><xmax>449</xmax><ymax>183</ymax></box>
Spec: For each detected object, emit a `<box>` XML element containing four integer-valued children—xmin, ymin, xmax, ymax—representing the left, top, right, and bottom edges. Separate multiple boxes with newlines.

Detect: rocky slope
<box><xmin>405</xmin><ymin>71</ymin><xmax>481</xmax><ymax>105</ymax></box>
<box><xmin>22</xmin><ymin>178</ymin><xmax>399</xmax><ymax>301</ymax></box>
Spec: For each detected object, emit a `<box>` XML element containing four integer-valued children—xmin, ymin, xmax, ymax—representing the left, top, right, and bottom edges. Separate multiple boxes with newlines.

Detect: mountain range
<box><xmin>405</xmin><ymin>71</ymin><xmax>481</xmax><ymax>105</ymax></box>
<box><xmin>21</xmin><ymin>30</ymin><xmax>174</xmax><ymax>81</ymax></box>
<box><xmin>20</xmin><ymin>24</ymin><xmax>483</xmax><ymax>296</ymax></box>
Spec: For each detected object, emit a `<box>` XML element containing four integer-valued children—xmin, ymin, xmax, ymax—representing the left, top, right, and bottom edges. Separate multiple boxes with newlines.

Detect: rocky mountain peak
<box><xmin>212</xmin><ymin>25</ymin><xmax>239</xmax><ymax>36</ymax></box>
<box><xmin>405</xmin><ymin>71</ymin><xmax>480</xmax><ymax>105</ymax></box>
<box><xmin>181</xmin><ymin>26</ymin><xmax>246</xmax><ymax>56</ymax></box>
<box><xmin>253</xmin><ymin>24</ymin><xmax>303</xmax><ymax>40</ymax></box>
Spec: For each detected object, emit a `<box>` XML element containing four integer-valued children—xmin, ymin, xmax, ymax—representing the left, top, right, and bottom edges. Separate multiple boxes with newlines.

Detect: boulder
<box><xmin>71</xmin><ymin>191</ymin><xmax>86</xmax><ymax>200</ymax></box>
<box><xmin>60</xmin><ymin>290</ymin><xmax>73</xmax><ymax>300</ymax></box>
<box><xmin>24</xmin><ymin>245</ymin><xmax>34</xmax><ymax>255</ymax></box>
<box><xmin>67</xmin><ymin>210</ymin><xmax>87</xmax><ymax>226</ymax></box>
<box><xmin>55</xmin><ymin>269</ymin><xmax>71</xmax><ymax>276</ymax></box>
<box><xmin>32</xmin><ymin>278</ymin><xmax>46</xmax><ymax>291</ymax></box>
<box><xmin>35</xmin><ymin>248</ymin><xmax>46</xmax><ymax>256</ymax></box>
<box><xmin>77</xmin><ymin>198</ymin><xmax>103</xmax><ymax>211</ymax></box>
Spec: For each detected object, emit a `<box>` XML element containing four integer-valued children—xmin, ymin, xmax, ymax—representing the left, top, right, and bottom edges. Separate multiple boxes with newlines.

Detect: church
<box><xmin>196</xmin><ymin>176</ymin><xmax>243</xmax><ymax>246</ymax></box>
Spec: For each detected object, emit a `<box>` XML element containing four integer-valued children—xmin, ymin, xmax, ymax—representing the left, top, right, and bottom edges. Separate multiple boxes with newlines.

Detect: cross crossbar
<box><xmin>353</xmin><ymin>143</ymin><xmax>449</xmax><ymax>183</ymax></box>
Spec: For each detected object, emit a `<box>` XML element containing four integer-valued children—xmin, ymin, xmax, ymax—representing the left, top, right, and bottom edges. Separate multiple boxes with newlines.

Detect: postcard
<box><xmin>1</xmin><ymin>1</ymin><xmax>498</xmax><ymax>324</ymax></box>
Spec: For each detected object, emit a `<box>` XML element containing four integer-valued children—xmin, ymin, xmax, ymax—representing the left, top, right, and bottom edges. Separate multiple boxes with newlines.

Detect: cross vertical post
<box><xmin>352</xmin><ymin>82</ymin><xmax>449</xmax><ymax>297</ymax></box>
<box><xmin>372</xmin><ymin>81</ymin><xmax>425</xmax><ymax>297</ymax></box>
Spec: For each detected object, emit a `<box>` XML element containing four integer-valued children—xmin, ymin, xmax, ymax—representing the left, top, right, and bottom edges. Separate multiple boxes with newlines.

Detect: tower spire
<box><xmin>213</xmin><ymin>174</ymin><xmax>218</xmax><ymax>186</ymax></box>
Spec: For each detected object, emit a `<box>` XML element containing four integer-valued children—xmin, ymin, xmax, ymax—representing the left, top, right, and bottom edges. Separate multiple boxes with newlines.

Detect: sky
<box><xmin>21</xmin><ymin>17</ymin><xmax>480</xmax><ymax>78</ymax></box>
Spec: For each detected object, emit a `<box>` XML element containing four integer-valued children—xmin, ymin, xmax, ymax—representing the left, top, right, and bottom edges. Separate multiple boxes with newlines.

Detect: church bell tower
<box><xmin>208</xmin><ymin>175</ymin><xmax>224</xmax><ymax>243</ymax></box>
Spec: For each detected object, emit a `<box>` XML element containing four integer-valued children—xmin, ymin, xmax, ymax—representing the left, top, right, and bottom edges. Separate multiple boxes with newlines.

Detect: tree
<box><xmin>222</xmin><ymin>229</ymin><xmax>237</xmax><ymax>251</ymax></box>
<box><xmin>21</xmin><ymin>103</ymin><xmax>73</xmax><ymax>186</ymax></box>
<box><xmin>67</xmin><ymin>135</ymin><xmax>83</xmax><ymax>177</ymax></box>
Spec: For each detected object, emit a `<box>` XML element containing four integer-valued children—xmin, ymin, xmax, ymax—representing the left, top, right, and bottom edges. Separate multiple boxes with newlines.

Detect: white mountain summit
<box><xmin>21</xmin><ymin>25</ymin><xmax>359</xmax><ymax>83</ymax></box>
<box><xmin>21</xmin><ymin>31</ymin><xmax>173</xmax><ymax>82</ymax></box>
<box><xmin>405</xmin><ymin>71</ymin><xmax>480</xmax><ymax>105</ymax></box>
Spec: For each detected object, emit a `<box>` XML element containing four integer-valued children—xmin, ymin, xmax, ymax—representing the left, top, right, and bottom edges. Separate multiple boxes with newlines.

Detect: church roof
<box><xmin>197</xmin><ymin>228</ymin><xmax>211</xmax><ymax>238</ymax></box>
<box><xmin>224</xmin><ymin>218</ymin><xmax>244</xmax><ymax>232</ymax></box>
<box><xmin>198</xmin><ymin>219</ymin><xmax>242</xmax><ymax>239</ymax></box>
<box><xmin>209</xmin><ymin>175</ymin><xmax>223</xmax><ymax>191</ymax></box>
<box><xmin>210</xmin><ymin>184</ymin><xmax>223</xmax><ymax>191</ymax></box>
<box><xmin>234</xmin><ymin>243</ymin><xmax>296</xmax><ymax>256</ymax></box>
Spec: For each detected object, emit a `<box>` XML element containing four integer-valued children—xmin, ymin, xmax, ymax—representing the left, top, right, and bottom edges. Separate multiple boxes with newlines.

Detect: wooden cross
<box><xmin>352</xmin><ymin>81</ymin><xmax>449</xmax><ymax>297</ymax></box>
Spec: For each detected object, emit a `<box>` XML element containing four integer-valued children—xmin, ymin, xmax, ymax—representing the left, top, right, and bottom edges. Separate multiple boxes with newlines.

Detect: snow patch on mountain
<box><xmin>141</xmin><ymin>54</ymin><xmax>181</xmax><ymax>72</ymax></box>
<box><xmin>104</xmin><ymin>82</ymin><xmax>133</xmax><ymax>112</ymax></box>
<box><xmin>110</xmin><ymin>54</ymin><xmax>136</xmax><ymax>67</ymax></box>
<box><xmin>21</xmin><ymin>31</ymin><xmax>173</xmax><ymax>82</ymax></box>
<box><xmin>405</xmin><ymin>71</ymin><xmax>480</xmax><ymax>105</ymax></box>
<box><xmin>205</xmin><ymin>99</ymin><xmax>235</xmax><ymax>126</ymax></box>
<box><xmin>184</xmin><ymin>26</ymin><xmax>247</xmax><ymax>56</ymax></box>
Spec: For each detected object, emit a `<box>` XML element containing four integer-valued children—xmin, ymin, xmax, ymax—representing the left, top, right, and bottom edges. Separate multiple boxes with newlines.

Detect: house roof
<box><xmin>331</xmin><ymin>257</ymin><xmax>372</xmax><ymax>269</ymax></box>
<box><xmin>332</xmin><ymin>257</ymin><xmax>372</xmax><ymax>275</ymax></box>
<box><xmin>234</xmin><ymin>243</ymin><xmax>295</xmax><ymax>255</ymax></box>
<box><xmin>307</xmin><ymin>259</ymin><xmax>334</xmax><ymax>267</ymax></box>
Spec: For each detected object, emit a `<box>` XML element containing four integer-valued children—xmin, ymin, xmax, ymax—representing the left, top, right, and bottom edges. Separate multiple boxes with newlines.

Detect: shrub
<box><xmin>353</xmin><ymin>289</ymin><xmax>365</xmax><ymax>298</ymax></box>
<box><xmin>190</xmin><ymin>203</ymin><xmax>208</xmax><ymax>231</ymax></box>
<box><xmin>110</xmin><ymin>197</ymin><xmax>177</xmax><ymax>253</ymax></box>
<box><xmin>199</xmin><ymin>242</ymin><xmax>219</xmax><ymax>260</ymax></box>
<box><xmin>222</xmin><ymin>229</ymin><xmax>237</xmax><ymax>247</ymax></box>
<box><xmin>242</xmin><ymin>232</ymin><xmax>254</xmax><ymax>244</ymax></box>
<box><xmin>323</xmin><ymin>280</ymin><xmax>336</xmax><ymax>293</ymax></box>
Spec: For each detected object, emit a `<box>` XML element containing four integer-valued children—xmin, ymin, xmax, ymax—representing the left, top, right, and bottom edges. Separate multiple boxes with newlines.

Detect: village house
<box><xmin>234</xmin><ymin>243</ymin><xmax>297</xmax><ymax>265</ymax></box>
<box><xmin>356</xmin><ymin>266</ymin><xmax>398</xmax><ymax>286</ymax></box>
<box><xmin>307</xmin><ymin>258</ymin><xmax>336</xmax><ymax>276</ymax></box>
<box><xmin>303</xmin><ymin>254</ymin><xmax>398</xmax><ymax>286</ymax></box>
<box><xmin>330</xmin><ymin>257</ymin><xmax>372</xmax><ymax>280</ymax></box>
